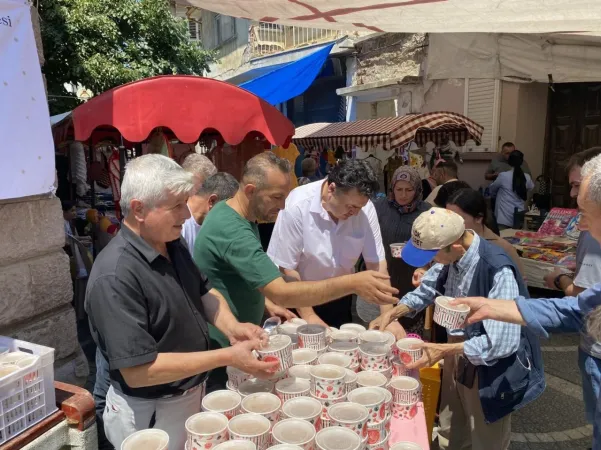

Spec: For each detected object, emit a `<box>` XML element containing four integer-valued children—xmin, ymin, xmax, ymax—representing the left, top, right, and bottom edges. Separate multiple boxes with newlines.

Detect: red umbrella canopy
<box><xmin>71</xmin><ymin>75</ymin><xmax>294</xmax><ymax>146</ymax></box>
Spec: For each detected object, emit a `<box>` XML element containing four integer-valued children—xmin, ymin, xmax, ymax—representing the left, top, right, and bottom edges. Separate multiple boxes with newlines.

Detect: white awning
<box><xmin>180</xmin><ymin>1</ymin><xmax>601</xmax><ymax>34</ymax></box>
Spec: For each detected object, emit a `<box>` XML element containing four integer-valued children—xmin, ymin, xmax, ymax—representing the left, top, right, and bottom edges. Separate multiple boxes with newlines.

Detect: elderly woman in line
<box><xmin>455</xmin><ymin>153</ymin><xmax>601</xmax><ymax>450</ymax></box>
<box><xmin>356</xmin><ymin>166</ymin><xmax>430</xmax><ymax>335</ymax></box>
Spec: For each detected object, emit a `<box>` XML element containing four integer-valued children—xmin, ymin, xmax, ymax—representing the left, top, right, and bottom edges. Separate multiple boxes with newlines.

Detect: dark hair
<box><xmin>328</xmin><ymin>159</ymin><xmax>379</xmax><ymax>197</ymax></box>
<box><xmin>301</xmin><ymin>158</ymin><xmax>317</xmax><ymax>177</ymax></box>
<box><xmin>502</xmin><ymin>142</ymin><xmax>515</xmax><ymax>150</ymax></box>
<box><xmin>433</xmin><ymin>180</ymin><xmax>471</xmax><ymax>207</ymax></box>
<box><xmin>508</xmin><ymin>150</ymin><xmax>527</xmax><ymax>200</ymax></box>
<box><xmin>435</xmin><ymin>160</ymin><xmax>458</xmax><ymax>178</ymax></box>
<box><xmin>242</xmin><ymin>152</ymin><xmax>291</xmax><ymax>188</ymax></box>
<box><xmin>61</xmin><ymin>200</ymin><xmax>74</xmax><ymax>212</ymax></box>
<box><xmin>566</xmin><ymin>147</ymin><xmax>601</xmax><ymax>173</ymax></box>
<box><xmin>198</xmin><ymin>172</ymin><xmax>239</xmax><ymax>201</ymax></box>
<box><xmin>447</xmin><ymin>188</ymin><xmax>488</xmax><ymax>224</ymax></box>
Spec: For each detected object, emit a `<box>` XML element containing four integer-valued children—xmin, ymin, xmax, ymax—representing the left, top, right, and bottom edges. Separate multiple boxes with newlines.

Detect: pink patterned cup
<box><xmin>392</xmin><ymin>401</ymin><xmax>419</xmax><ymax>420</ymax></box>
<box><xmin>329</xmin><ymin>330</ymin><xmax>359</xmax><ymax>343</ymax></box>
<box><xmin>395</xmin><ymin>338</ymin><xmax>423</xmax><ymax>365</ymax></box>
<box><xmin>317</xmin><ymin>352</ymin><xmax>352</xmax><ymax>368</ymax></box>
<box><xmin>340</xmin><ymin>323</ymin><xmax>366</xmax><ymax>333</ymax></box>
<box><xmin>390</xmin><ymin>243</ymin><xmax>405</xmax><ymax>258</ymax></box>
<box><xmin>257</xmin><ymin>335</ymin><xmax>293</xmax><ymax>371</ymax></box>
<box><xmin>344</xmin><ymin>369</ymin><xmax>358</xmax><ymax>393</ymax></box>
<box><xmin>288</xmin><ymin>364</ymin><xmax>312</xmax><ymax>380</ymax></box>
<box><xmin>372</xmin><ymin>387</ymin><xmax>392</xmax><ymax>416</ymax></box>
<box><xmin>327</xmin><ymin>402</ymin><xmax>370</xmax><ymax>441</ymax></box>
<box><xmin>292</xmin><ymin>349</ymin><xmax>319</xmax><ymax>366</ymax></box>
<box><xmin>241</xmin><ymin>392</ymin><xmax>282</xmax><ymax>427</ymax></box>
<box><xmin>282</xmin><ymin>396</ymin><xmax>323</xmax><ymax>431</ymax></box>
<box><xmin>328</xmin><ymin>341</ymin><xmax>360</xmax><ymax>367</ymax></box>
<box><xmin>272</xmin><ymin>419</ymin><xmax>316</xmax><ymax>450</ymax></box>
<box><xmin>366</xmin><ymin>418</ymin><xmax>389</xmax><ymax>446</ymax></box>
<box><xmin>356</xmin><ymin>370</ymin><xmax>388</xmax><ymax>389</ymax></box>
<box><xmin>389</xmin><ymin>376</ymin><xmax>421</xmax><ymax>405</ymax></box>
<box><xmin>276</xmin><ymin>377</ymin><xmax>311</xmax><ymax>402</ymax></box>
<box><xmin>228</xmin><ymin>413</ymin><xmax>272</xmax><ymax>450</ymax></box>
<box><xmin>359</xmin><ymin>343</ymin><xmax>391</xmax><ymax>371</ymax></box>
<box><xmin>310</xmin><ymin>391</ymin><xmax>347</xmax><ymax>421</ymax></box>
<box><xmin>202</xmin><ymin>390</ymin><xmax>242</xmax><ymax>419</ymax></box>
<box><xmin>359</xmin><ymin>330</ymin><xmax>390</xmax><ymax>346</ymax></box>
<box><xmin>367</xmin><ymin>431</ymin><xmax>389</xmax><ymax>450</ymax></box>
<box><xmin>347</xmin><ymin>387</ymin><xmax>387</xmax><ymax>424</ymax></box>
<box><xmin>310</xmin><ymin>364</ymin><xmax>346</xmax><ymax>399</ymax></box>
<box><xmin>434</xmin><ymin>296</ymin><xmax>470</xmax><ymax>329</ymax></box>
<box><xmin>186</xmin><ymin>412</ymin><xmax>229</xmax><ymax>450</ymax></box>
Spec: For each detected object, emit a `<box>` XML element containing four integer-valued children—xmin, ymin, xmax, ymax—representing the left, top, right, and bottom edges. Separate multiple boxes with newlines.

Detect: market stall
<box><xmin>500</xmin><ymin>208</ymin><xmax>580</xmax><ymax>290</ymax></box>
<box><xmin>293</xmin><ymin>112</ymin><xmax>484</xmax><ymax>193</ymax></box>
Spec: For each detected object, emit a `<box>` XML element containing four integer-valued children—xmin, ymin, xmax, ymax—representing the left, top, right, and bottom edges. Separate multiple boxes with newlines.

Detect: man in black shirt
<box><xmin>85</xmin><ymin>154</ymin><xmax>276</xmax><ymax>449</ymax></box>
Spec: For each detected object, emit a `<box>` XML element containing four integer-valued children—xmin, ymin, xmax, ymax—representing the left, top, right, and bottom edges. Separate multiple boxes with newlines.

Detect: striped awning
<box><xmin>293</xmin><ymin>112</ymin><xmax>483</xmax><ymax>150</ymax></box>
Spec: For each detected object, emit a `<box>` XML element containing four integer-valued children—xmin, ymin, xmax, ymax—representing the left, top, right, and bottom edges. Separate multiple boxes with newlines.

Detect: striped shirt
<box><xmin>400</xmin><ymin>233</ymin><xmax>522</xmax><ymax>366</ymax></box>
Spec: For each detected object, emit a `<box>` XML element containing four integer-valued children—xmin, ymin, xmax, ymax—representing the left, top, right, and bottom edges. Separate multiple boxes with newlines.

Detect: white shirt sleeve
<box><xmin>266</xmin><ymin>206</ymin><xmax>304</xmax><ymax>270</ymax></box>
<box><xmin>361</xmin><ymin>200</ymin><xmax>386</xmax><ymax>264</ymax></box>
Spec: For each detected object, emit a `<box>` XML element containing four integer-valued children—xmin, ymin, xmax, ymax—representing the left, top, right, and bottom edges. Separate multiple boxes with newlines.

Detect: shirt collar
<box><xmin>455</xmin><ymin>231</ymin><xmax>480</xmax><ymax>273</ymax></box>
<box><xmin>121</xmin><ymin>223</ymin><xmax>170</xmax><ymax>264</ymax></box>
<box><xmin>310</xmin><ymin>180</ymin><xmax>330</xmax><ymax>220</ymax></box>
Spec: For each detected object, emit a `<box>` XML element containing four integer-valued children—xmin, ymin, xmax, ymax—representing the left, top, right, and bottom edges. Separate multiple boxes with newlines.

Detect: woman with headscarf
<box><xmin>489</xmin><ymin>150</ymin><xmax>535</xmax><ymax>230</ymax></box>
<box><xmin>356</xmin><ymin>166</ymin><xmax>431</xmax><ymax>334</ymax></box>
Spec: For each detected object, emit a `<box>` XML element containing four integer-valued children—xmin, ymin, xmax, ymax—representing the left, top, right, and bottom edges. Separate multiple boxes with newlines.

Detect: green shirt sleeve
<box><xmin>224</xmin><ymin>228</ymin><xmax>282</xmax><ymax>290</ymax></box>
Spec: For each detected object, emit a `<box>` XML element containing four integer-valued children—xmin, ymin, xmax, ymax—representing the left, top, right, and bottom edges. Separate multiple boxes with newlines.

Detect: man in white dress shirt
<box><xmin>267</xmin><ymin>159</ymin><xmax>402</xmax><ymax>333</ymax></box>
<box><xmin>181</xmin><ymin>154</ymin><xmax>217</xmax><ymax>251</ymax></box>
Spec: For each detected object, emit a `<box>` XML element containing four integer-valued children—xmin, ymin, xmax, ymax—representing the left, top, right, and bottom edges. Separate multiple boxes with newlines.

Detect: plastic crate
<box><xmin>420</xmin><ymin>363</ymin><xmax>441</xmax><ymax>441</ymax></box>
<box><xmin>0</xmin><ymin>336</ymin><xmax>57</xmax><ymax>445</ymax></box>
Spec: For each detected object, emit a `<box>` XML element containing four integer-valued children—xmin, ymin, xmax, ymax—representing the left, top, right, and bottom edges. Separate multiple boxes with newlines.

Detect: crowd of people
<box><xmin>76</xmin><ymin>142</ymin><xmax>601</xmax><ymax>450</ymax></box>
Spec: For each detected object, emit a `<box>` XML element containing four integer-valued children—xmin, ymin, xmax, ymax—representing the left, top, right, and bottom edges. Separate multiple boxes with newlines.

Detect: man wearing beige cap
<box><xmin>370</xmin><ymin>208</ymin><xmax>544</xmax><ymax>450</ymax></box>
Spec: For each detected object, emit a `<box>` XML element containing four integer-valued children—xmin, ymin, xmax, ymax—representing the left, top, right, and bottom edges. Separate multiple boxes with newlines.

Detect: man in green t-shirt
<box><xmin>194</xmin><ymin>152</ymin><xmax>399</xmax><ymax>390</ymax></box>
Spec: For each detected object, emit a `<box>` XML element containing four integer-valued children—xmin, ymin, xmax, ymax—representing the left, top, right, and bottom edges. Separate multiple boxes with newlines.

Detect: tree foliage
<box><xmin>39</xmin><ymin>0</ymin><xmax>215</xmax><ymax>114</ymax></box>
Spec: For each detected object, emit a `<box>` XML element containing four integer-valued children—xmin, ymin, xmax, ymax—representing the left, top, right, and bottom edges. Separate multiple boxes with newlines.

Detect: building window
<box><xmin>214</xmin><ymin>14</ymin><xmax>236</xmax><ymax>46</ymax></box>
<box><xmin>188</xmin><ymin>19</ymin><xmax>200</xmax><ymax>41</ymax></box>
<box><xmin>464</xmin><ymin>78</ymin><xmax>501</xmax><ymax>152</ymax></box>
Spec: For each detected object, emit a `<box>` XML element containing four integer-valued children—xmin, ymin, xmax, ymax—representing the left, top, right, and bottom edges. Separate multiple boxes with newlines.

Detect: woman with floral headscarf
<box><xmin>356</xmin><ymin>166</ymin><xmax>430</xmax><ymax>334</ymax></box>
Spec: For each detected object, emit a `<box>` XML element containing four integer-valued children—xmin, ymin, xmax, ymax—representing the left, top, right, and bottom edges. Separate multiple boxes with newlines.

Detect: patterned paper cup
<box><xmin>390</xmin><ymin>376</ymin><xmax>421</xmax><ymax>405</ymax></box>
<box><xmin>292</xmin><ymin>348</ymin><xmax>319</xmax><ymax>366</ymax></box>
<box><xmin>356</xmin><ymin>370</ymin><xmax>388</xmax><ymax>389</ymax></box>
<box><xmin>315</xmin><ymin>427</ymin><xmax>362</xmax><ymax>450</ymax></box>
<box><xmin>434</xmin><ymin>296</ymin><xmax>470</xmax><ymax>329</ymax></box>
<box><xmin>360</xmin><ymin>343</ymin><xmax>391</xmax><ymax>371</ymax></box>
<box><xmin>347</xmin><ymin>387</ymin><xmax>387</xmax><ymax>424</ymax></box>
<box><xmin>267</xmin><ymin>445</ymin><xmax>304</xmax><ymax>450</ymax></box>
<box><xmin>344</xmin><ymin>369</ymin><xmax>358</xmax><ymax>393</ymax></box>
<box><xmin>241</xmin><ymin>392</ymin><xmax>282</xmax><ymax>427</ymax></box>
<box><xmin>374</xmin><ymin>365</ymin><xmax>393</xmax><ymax>380</ymax></box>
<box><xmin>395</xmin><ymin>338</ymin><xmax>423</xmax><ymax>365</ymax></box>
<box><xmin>318</xmin><ymin>352</ymin><xmax>352</xmax><ymax>368</ymax></box>
<box><xmin>328</xmin><ymin>341</ymin><xmax>360</xmax><ymax>367</ymax></box>
<box><xmin>383</xmin><ymin>331</ymin><xmax>396</xmax><ymax>349</ymax></box>
<box><xmin>122</xmin><ymin>429</ymin><xmax>169</xmax><ymax>450</ymax></box>
<box><xmin>392</xmin><ymin>401</ymin><xmax>419</xmax><ymax>420</ymax></box>
<box><xmin>367</xmin><ymin>431</ymin><xmax>389</xmax><ymax>450</ymax></box>
<box><xmin>288</xmin><ymin>364</ymin><xmax>313</xmax><ymax>380</ymax></box>
<box><xmin>282</xmin><ymin>396</ymin><xmax>323</xmax><ymax>430</ymax></box>
<box><xmin>214</xmin><ymin>440</ymin><xmax>257</xmax><ymax>450</ymax></box>
<box><xmin>202</xmin><ymin>390</ymin><xmax>242</xmax><ymax>419</ymax></box>
<box><xmin>272</xmin><ymin>418</ymin><xmax>316</xmax><ymax>450</ymax></box>
<box><xmin>257</xmin><ymin>335</ymin><xmax>293</xmax><ymax>371</ymax></box>
<box><xmin>310</xmin><ymin>364</ymin><xmax>347</xmax><ymax>399</ymax></box>
<box><xmin>329</xmin><ymin>330</ymin><xmax>359</xmax><ymax>343</ymax></box>
<box><xmin>390</xmin><ymin>243</ymin><xmax>405</xmax><ymax>258</ymax></box>
<box><xmin>310</xmin><ymin>391</ymin><xmax>347</xmax><ymax>421</ymax></box>
<box><xmin>340</xmin><ymin>323</ymin><xmax>367</xmax><ymax>333</ymax></box>
<box><xmin>327</xmin><ymin>402</ymin><xmax>370</xmax><ymax>440</ymax></box>
<box><xmin>366</xmin><ymin>418</ymin><xmax>389</xmax><ymax>446</ymax></box>
<box><xmin>238</xmin><ymin>379</ymin><xmax>275</xmax><ymax>398</ymax></box>
<box><xmin>297</xmin><ymin>325</ymin><xmax>328</xmax><ymax>350</ymax></box>
<box><xmin>227</xmin><ymin>366</ymin><xmax>253</xmax><ymax>390</ymax></box>
<box><xmin>228</xmin><ymin>413</ymin><xmax>272</xmax><ymax>450</ymax></box>
<box><xmin>359</xmin><ymin>330</ymin><xmax>390</xmax><ymax>345</ymax></box>
<box><xmin>186</xmin><ymin>412</ymin><xmax>229</xmax><ymax>450</ymax></box>
<box><xmin>276</xmin><ymin>377</ymin><xmax>311</xmax><ymax>402</ymax></box>
<box><xmin>390</xmin><ymin>442</ymin><xmax>423</xmax><ymax>450</ymax></box>
<box><xmin>372</xmin><ymin>387</ymin><xmax>392</xmax><ymax>417</ymax></box>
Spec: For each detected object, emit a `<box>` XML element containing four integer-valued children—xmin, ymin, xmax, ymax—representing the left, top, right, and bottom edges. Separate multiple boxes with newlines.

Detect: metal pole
<box><xmin>87</xmin><ymin>138</ymin><xmax>97</xmax><ymax>258</ymax></box>
<box><xmin>119</xmin><ymin>136</ymin><xmax>126</xmax><ymax>185</ymax></box>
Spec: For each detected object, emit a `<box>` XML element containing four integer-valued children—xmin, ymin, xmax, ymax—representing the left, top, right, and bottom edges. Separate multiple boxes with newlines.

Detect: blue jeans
<box><xmin>93</xmin><ymin>349</ymin><xmax>113</xmax><ymax>450</ymax></box>
<box><xmin>578</xmin><ymin>349</ymin><xmax>601</xmax><ymax>450</ymax></box>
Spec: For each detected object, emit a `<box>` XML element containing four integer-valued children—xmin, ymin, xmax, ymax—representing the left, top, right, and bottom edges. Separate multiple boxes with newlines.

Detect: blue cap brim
<box><xmin>401</xmin><ymin>240</ymin><xmax>438</xmax><ymax>267</ymax></box>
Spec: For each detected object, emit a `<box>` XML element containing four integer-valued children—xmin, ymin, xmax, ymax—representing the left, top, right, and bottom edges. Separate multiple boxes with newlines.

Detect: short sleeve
<box><xmin>362</xmin><ymin>201</ymin><xmax>386</xmax><ymax>264</ymax></box>
<box><xmin>574</xmin><ymin>236</ymin><xmax>601</xmax><ymax>289</ymax></box>
<box><xmin>267</xmin><ymin>207</ymin><xmax>304</xmax><ymax>270</ymax></box>
<box><xmin>226</xmin><ymin>230</ymin><xmax>282</xmax><ymax>290</ymax></box>
<box><xmin>86</xmin><ymin>274</ymin><xmax>158</xmax><ymax>371</ymax></box>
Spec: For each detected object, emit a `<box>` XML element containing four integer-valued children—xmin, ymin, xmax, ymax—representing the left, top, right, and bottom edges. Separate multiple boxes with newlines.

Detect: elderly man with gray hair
<box><xmin>85</xmin><ymin>154</ymin><xmax>276</xmax><ymax>449</ymax></box>
<box><xmin>455</xmin><ymin>153</ymin><xmax>601</xmax><ymax>450</ymax></box>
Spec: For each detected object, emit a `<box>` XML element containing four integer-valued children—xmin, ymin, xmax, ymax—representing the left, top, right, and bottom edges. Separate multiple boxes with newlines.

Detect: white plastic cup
<box><xmin>356</xmin><ymin>371</ymin><xmax>388</xmax><ymax>389</ymax></box>
<box><xmin>318</xmin><ymin>352</ymin><xmax>352</xmax><ymax>368</ymax></box>
<box><xmin>227</xmin><ymin>413</ymin><xmax>272</xmax><ymax>450</ymax></box>
<box><xmin>121</xmin><ymin>429</ymin><xmax>169</xmax><ymax>450</ymax></box>
<box><xmin>185</xmin><ymin>412</ymin><xmax>229</xmax><ymax>450</ymax></box>
<box><xmin>272</xmin><ymin>418</ymin><xmax>316</xmax><ymax>450</ymax></box>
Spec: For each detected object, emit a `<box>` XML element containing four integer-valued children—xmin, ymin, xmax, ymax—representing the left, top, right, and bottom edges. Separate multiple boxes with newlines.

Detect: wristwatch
<box><xmin>553</xmin><ymin>273</ymin><xmax>574</xmax><ymax>290</ymax></box>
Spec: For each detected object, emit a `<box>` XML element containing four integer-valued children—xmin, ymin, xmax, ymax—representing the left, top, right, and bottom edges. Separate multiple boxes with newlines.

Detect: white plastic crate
<box><xmin>0</xmin><ymin>336</ymin><xmax>57</xmax><ymax>445</ymax></box>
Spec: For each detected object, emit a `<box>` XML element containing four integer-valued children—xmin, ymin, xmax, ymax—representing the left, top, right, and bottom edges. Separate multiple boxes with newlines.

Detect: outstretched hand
<box><xmin>449</xmin><ymin>297</ymin><xmax>492</xmax><ymax>325</ymax></box>
<box><xmin>353</xmin><ymin>271</ymin><xmax>399</xmax><ymax>305</ymax></box>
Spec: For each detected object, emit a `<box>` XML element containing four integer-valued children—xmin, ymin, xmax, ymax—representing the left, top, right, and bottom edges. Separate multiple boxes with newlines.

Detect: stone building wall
<box><xmin>0</xmin><ymin>6</ymin><xmax>86</xmax><ymax>384</ymax></box>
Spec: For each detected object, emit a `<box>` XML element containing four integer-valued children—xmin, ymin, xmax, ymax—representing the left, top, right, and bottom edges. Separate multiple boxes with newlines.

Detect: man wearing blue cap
<box><xmin>370</xmin><ymin>207</ymin><xmax>544</xmax><ymax>450</ymax></box>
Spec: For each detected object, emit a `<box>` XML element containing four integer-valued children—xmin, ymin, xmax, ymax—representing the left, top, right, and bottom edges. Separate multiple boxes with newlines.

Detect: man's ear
<box><xmin>131</xmin><ymin>199</ymin><xmax>145</xmax><ymax>223</ymax></box>
<box><xmin>208</xmin><ymin>193</ymin><xmax>219</xmax><ymax>209</ymax></box>
<box><xmin>327</xmin><ymin>182</ymin><xmax>336</xmax><ymax>195</ymax></box>
<box><xmin>243</xmin><ymin>183</ymin><xmax>256</xmax><ymax>197</ymax></box>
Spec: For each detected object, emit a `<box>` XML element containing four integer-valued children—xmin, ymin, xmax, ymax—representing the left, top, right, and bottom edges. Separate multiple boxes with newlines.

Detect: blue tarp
<box><xmin>240</xmin><ymin>43</ymin><xmax>335</xmax><ymax>106</ymax></box>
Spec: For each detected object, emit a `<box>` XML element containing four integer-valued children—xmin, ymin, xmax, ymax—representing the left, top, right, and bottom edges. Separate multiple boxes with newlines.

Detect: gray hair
<box><xmin>198</xmin><ymin>172</ymin><xmax>239</xmax><ymax>201</ymax></box>
<box><xmin>581</xmin><ymin>154</ymin><xmax>601</xmax><ymax>205</ymax></box>
<box><xmin>182</xmin><ymin>153</ymin><xmax>217</xmax><ymax>182</ymax></box>
<box><xmin>242</xmin><ymin>152</ymin><xmax>291</xmax><ymax>188</ymax></box>
<box><xmin>121</xmin><ymin>154</ymin><xmax>196</xmax><ymax>217</ymax></box>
